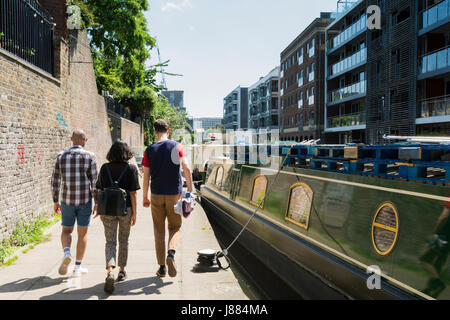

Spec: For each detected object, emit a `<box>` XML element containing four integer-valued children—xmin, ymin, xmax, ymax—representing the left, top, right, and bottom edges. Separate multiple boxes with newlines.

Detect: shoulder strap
<box><xmin>105</xmin><ymin>164</ymin><xmax>115</xmax><ymax>186</ymax></box>
<box><xmin>116</xmin><ymin>164</ymin><xmax>129</xmax><ymax>184</ymax></box>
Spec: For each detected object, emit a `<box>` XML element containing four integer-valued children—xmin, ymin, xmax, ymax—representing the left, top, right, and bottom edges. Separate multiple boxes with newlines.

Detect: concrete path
<box><xmin>0</xmin><ymin>187</ymin><xmax>249</xmax><ymax>300</ymax></box>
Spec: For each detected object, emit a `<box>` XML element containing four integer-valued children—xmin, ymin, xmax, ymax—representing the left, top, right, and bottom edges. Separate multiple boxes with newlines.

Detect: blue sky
<box><xmin>144</xmin><ymin>0</ymin><xmax>339</xmax><ymax>118</ymax></box>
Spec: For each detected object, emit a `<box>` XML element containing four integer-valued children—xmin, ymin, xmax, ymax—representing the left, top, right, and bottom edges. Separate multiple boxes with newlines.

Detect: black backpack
<box><xmin>96</xmin><ymin>164</ymin><xmax>129</xmax><ymax>216</ymax></box>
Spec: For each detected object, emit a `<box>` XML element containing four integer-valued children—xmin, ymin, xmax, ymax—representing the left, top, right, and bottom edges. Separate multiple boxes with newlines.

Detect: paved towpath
<box><xmin>0</xmin><ymin>181</ymin><xmax>249</xmax><ymax>300</ymax></box>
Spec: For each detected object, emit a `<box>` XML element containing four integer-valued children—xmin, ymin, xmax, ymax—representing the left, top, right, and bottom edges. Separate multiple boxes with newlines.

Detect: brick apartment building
<box><xmin>279</xmin><ymin>13</ymin><xmax>334</xmax><ymax>142</ymax></box>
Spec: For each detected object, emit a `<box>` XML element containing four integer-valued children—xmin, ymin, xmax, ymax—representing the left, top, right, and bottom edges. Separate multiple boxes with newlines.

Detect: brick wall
<box><xmin>0</xmin><ymin>28</ymin><xmax>116</xmax><ymax>240</ymax></box>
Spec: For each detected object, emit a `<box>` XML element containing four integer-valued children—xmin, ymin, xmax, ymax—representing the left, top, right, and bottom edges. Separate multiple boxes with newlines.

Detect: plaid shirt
<box><xmin>51</xmin><ymin>145</ymin><xmax>98</xmax><ymax>206</ymax></box>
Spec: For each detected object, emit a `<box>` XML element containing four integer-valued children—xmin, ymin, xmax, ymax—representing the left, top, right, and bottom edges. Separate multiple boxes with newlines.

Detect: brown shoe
<box><xmin>166</xmin><ymin>256</ymin><xmax>177</xmax><ymax>277</ymax></box>
<box><xmin>156</xmin><ymin>265</ymin><xmax>166</xmax><ymax>278</ymax></box>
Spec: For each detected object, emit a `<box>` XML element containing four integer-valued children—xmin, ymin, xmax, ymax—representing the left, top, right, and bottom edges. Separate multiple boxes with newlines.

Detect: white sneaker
<box><xmin>58</xmin><ymin>255</ymin><xmax>72</xmax><ymax>276</ymax></box>
<box><xmin>72</xmin><ymin>266</ymin><xmax>88</xmax><ymax>277</ymax></box>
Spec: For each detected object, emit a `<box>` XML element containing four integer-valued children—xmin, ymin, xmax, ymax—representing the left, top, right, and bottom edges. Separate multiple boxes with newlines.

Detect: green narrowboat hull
<box><xmin>200</xmin><ymin>161</ymin><xmax>449</xmax><ymax>300</ymax></box>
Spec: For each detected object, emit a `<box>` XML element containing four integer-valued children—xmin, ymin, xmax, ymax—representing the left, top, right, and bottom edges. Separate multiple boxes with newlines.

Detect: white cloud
<box><xmin>161</xmin><ymin>0</ymin><xmax>192</xmax><ymax>12</ymax></box>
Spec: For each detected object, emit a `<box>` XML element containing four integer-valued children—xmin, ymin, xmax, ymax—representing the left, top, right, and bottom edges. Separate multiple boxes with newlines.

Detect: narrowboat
<box><xmin>197</xmin><ymin>140</ymin><xmax>450</xmax><ymax>300</ymax></box>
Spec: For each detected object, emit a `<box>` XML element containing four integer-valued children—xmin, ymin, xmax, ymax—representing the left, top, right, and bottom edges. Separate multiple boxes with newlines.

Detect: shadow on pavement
<box><xmin>39</xmin><ymin>276</ymin><xmax>173</xmax><ymax>300</ymax></box>
<box><xmin>0</xmin><ymin>276</ymin><xmax>67</xmax><ymax>293</ymax></box>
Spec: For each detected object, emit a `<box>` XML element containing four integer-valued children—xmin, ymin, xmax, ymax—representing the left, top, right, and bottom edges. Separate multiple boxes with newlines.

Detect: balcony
<box><xmin>298</xmin><ymin>55</ymin><xmax>304</xmax><ymax>65</ymax></box>
<box><xmin>308</xmin><ymin>72</ymin><xmax>315</xmax><ymax>82</ymax></box>
<box><xmin>303</xmin><ymin>124</ymin><xmax>316</xmax><ymax>132</ymax></box>
<box><xmin>298</xmin><ymin>100</ymin><xmax>303</xmax><ymax>108</ymax></box>
<box><xmin>328</xmin><ymin>80</ymin><xmax>366</xmax><ymax>104</ymax></box>
<box><xmin>328</xmin><ymin>15</ymin><xmax>367</xmax><ymax>52</ymax></box>
<box><xmin>328</xmin><ymin>47</ymin><xmax>367</xmax><ymax>79</ymax></box>
<box><xmin>420</xmin><ymin>0</ymin><xmax>450</xmax><ymax>33</ymax></box>
<box><xmin>308</xmin><ymin>95</ymin><xmax>314</xmax><ymax>106</ymax></box>
<box><xmin>327</xmin><ymin>112</ymin><xmax>366</xmax><ymax>129</ymax></box>
<box><xmin>417</xmin><ymin>96</ymin><xmax>450</xmax><ymax>124</ymax></box>
<box><xmin>418</xmin><ymin>46</ymin><xmax>450</xmax><ymax>78</ymax></box>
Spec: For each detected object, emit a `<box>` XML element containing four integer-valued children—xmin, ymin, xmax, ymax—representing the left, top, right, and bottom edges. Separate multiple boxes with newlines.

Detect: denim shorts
<box><xmin>61</xmin><ymin>199</ymin><xmax>93</xmax><ymax>228</ymax></box>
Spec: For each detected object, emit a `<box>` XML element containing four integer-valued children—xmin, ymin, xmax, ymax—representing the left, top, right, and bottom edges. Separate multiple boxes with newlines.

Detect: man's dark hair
<box><xmin>106</xmin><ymin>140</ymin><xmax>134</xmax><ymax>162</ymax></box>
<box><xmin>154</xmin><ymin>119</ymin><xmax>170</xmax><ymax>133</ymax></box>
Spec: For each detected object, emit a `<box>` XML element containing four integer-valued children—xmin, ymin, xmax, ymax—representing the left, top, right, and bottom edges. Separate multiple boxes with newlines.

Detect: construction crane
<box><xmin>155</xmin><ymin>37</ymin><xmax>167</xmax><ymax>89</ymax></box>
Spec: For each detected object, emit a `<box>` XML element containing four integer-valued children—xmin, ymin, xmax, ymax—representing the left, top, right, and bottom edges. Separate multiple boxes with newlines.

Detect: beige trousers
<box><xmin>151</xmin><ymin>194</ymin><xmax>182</xmax><ymax>266</ymax></box>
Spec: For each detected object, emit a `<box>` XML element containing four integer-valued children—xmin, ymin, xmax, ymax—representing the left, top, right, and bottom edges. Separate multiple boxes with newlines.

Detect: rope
<box><xmin>215</xmin><ymin>146</ymin><xmax>293</xmax><ymax>270</ymax></box>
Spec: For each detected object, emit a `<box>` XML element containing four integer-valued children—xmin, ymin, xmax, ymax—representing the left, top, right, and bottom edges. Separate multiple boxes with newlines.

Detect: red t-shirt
<box><xmin>142</xmin><ymin>142</ymin><xmax>186</xmax><ymax>168</ymax></box>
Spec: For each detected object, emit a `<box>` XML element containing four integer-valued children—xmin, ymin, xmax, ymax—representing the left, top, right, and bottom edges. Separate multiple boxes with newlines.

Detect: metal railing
<box><xmin>0</xmin><ymin>0</ymin><xmax>54</xmax><ymax>75</ymax></box>
<box><xmin>419</xmin><ymin>46</ymin><xmax>450</xmax><ymax>74</ymax></box>
<box><xmin>329</xmin><ymin>47</ymin><xmax>367</xmax><ymax>77</ymax></box>
<box><xmin>327</xmin><ymin>112</ymin><xmax>366</xmax><ymax>128</ymax></box>
<box><xmin>328</xmin><ymin>14</ymin><xmax>367</xmax><ymax>50</ymax></box>
<box><xmin>328</xmin><ymin>80</ymin><xmax>366</xmax><ymax>103</ymax></box>
<box><xmin>418</xmin><ymin>96</ymin><xmax>450</xmax><ymax>118</ymax></box>
<box><xmin>421</xmin><ymin>0</ymin><xmax>450</xmax><ymax>30</ymax></box>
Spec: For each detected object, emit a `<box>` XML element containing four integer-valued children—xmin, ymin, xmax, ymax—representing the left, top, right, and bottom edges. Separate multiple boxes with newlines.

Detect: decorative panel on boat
<box><xmin>285</xmin><ymin>182</ymin><xmax>314</xmax><ymax>230</ymax></box>
<box><xmin>250</xmin><ymin>175</ymin><xmax>267</xmax><ymax>207</ymax></box>
<box><xmin>372</xmin><ymin>202</ymin><xmax>399</xmax><ymax>256</ymax></box>
<box><xmin>215</xmin><ymin>166</ymin><xmax>224</xmax><ymax>187</ymax></box>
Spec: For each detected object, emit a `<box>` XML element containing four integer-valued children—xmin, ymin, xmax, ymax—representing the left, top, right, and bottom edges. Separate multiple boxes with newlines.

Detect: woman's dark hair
<box><xmin>106</xmin><ymin>140</ymin><xmax>134</xmax><ymax>162</ymax></box>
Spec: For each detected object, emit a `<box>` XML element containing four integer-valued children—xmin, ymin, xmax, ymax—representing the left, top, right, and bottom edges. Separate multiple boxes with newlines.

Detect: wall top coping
<box><xmin>0</xmin><ymin>48</ymin><xmax>61</xmax><ymax>86</ymax></box>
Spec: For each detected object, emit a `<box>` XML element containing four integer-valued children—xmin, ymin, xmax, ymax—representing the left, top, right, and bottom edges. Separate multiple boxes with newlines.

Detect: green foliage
<box><xmin>144</xmin><ymin>96</ymin><xmax>187</xmax><ymax>145</ymax></box>
<box><xmin>0</xmin><ymin>214</ymin><xmax>60</xmax><ymax>265</ymax></box>
<box><xmin>67</xmin><ymin>1</ymin><xmax>187</xmax><ymax>144</ymax></box>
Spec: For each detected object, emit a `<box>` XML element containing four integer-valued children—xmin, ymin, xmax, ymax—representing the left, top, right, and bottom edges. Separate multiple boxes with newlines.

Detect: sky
<box><xmin>144</xmin><ymin>0</ymin><xmax>339</xmax><ymax>118</ymax></box>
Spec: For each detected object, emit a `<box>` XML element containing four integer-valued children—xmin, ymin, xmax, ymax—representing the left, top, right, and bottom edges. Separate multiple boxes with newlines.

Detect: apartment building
<box><xmin>324</xmin><ymin>1</ymin><xmax>369</xmax><ymax>144</ymax></box>
<box><xmin>279</xmin><ymin>13</ymin><xmax>333</xmax><ymax>142</ymax></box>
<box><xmin>324</xmin><ymin>0</ymin><xmax>449</xmax><ymax>144</ymax></box>
<box><xmin>223</xmin><ymin>86</ymin><xmax>249</xmax><ymax>130</ymax></box>
<box><xmin>248</xmin><ymin>67</ymin><xmax>280</xmax><ymax>138</ymax></box>
<box><xmin>416</xmin><ymin>0</ymin><xmax>450</xmax><ymax>136</ymax></box>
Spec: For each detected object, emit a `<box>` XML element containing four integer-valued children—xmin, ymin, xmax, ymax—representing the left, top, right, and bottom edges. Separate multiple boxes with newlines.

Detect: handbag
<box><xmin>97</xmin><ymin>164</ymin><xmax>129</xmax><ymax>216</ymax></box>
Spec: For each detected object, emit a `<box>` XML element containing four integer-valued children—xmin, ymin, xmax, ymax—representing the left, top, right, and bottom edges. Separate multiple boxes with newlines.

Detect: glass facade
<box><xmin>329</xmin><ymin>15</ymin><xmax>367</xmax><ymax>50</ymax></box>
<box><xmin>328</xmin><ymin>80</ymin><xmax>367</xmax><ymax>103</ymax></box>
<box><xmin>422</xmin><ymin>0</ymin><xmax>450</xmax><ymax>29</ymax></box>
<box><xmin>419</xmin><ymin>47</ymin><xmax>450</xmax><ymax>74</ymax></box>
<box><xmin>329</xmin><ymin>47</ymin><xmax>367</xmax><ymax>77</ymax></box>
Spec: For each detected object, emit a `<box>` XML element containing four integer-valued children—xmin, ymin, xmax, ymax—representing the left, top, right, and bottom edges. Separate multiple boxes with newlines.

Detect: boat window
<box><xmin>250</xmin><ymin>175</ymin><xmax>268</xmax><ymax>207</ymax></box>
<box><xmin>215</xmin><ymin>166</ymin><xmax>224</xmax><ymax>187</ymax></box>
<box><xmin>285</xmin><ymin>182</ymin><xmax>314</xmax><ymax>230</ymax></box>
<box><xmin>371</xmin><ymin>202</ymin><xmax>399</xmax><ymax>256</ymax></box>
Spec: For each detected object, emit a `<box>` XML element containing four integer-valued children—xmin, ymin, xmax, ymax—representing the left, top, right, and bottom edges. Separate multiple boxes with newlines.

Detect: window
<box><xmin>310</xmin><ymin>111</ymin><xmax>314</xmax><ymax>124</ymax></box>
<box><xmin>285</xmin><ymin>182</ymin><xmax>314</xmax><ymax>230</ymax></box>
<box><xmin>392</xmin><ymin>49</ymin><xmax>400</xmax><ymax>80</ymax></box>
<box><xmin>392</xmin><ymin>7</ymin><xmax>410</xmax><ymax>26</ymax></box>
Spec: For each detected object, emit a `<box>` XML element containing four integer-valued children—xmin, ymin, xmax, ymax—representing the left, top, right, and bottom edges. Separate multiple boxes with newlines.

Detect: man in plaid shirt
<box><xmin>51</xmin><ymin>129</ymin><xmax>98</xmax><ymax>277</ymax></box>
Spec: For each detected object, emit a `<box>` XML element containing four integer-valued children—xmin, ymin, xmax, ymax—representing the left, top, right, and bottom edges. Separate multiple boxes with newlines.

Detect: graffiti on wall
<box><xmin>56</xmin><ymin>112</ymin><xmax>68</xmax><ymax>127</ymax></box>
<box><xmin>17</xmin><ymin>145</ymin><xmax>25</xmax><ymax>165</ymax></box>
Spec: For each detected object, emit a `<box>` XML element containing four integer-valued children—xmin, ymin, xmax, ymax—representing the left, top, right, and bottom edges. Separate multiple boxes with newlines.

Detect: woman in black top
<box><xmin>95</xmin><ymin>140</ymin><xmax>140</xmax><ymax>294</ymax></box>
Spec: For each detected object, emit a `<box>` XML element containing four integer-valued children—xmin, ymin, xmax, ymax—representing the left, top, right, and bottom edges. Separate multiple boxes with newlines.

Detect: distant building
<box><xmin>162</xmin><ymin>90</ymin><xmax>186</xmax><ymax>113</ymax></box>
<box><xmin>193</xmin><ymin>117</ymin><xmax>223</xmax><ymax>130</ymax></box>
<box><xmin>248</xmin><ymin>66</ymin><xmax>280</xmax><ymax>138</ymax></box>
<box><xmin>223</xmin><ymin>86</ymin><xmax>249</xmax><ymax>130</ymax></box>
<box><xmin>280</xmin><ymin>12</ymin><xmax>333</xmax><ymax>142</ymax></box>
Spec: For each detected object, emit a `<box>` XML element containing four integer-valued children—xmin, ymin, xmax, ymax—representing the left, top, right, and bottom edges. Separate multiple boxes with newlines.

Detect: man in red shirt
<box><xmin>142</xmin><ymin>119</ymin><xmax>193</xmax><ymax>278</ymax></box>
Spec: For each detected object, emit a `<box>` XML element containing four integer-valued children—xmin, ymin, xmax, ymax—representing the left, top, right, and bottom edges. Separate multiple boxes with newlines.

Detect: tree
<box><xmin>68</xmin><ymin>0</ymin><xmax>187</xmax><ymax>144</ymax></box>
